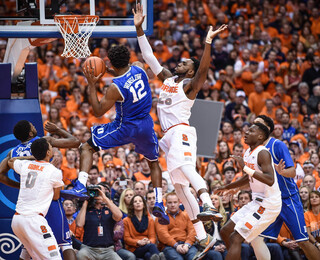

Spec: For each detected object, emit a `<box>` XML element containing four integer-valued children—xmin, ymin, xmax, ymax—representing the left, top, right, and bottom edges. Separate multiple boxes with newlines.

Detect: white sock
<box><xmin>251</xmin><ymin>236</ymin><xmax>271</xmax><ymax>260</ymax></box>
<box><xmin>200</xmin><ymin>193</ymin><xmax>214</xmax><ymax>208</ymax></box>
<box><xmin>193</xmin><ymin>221</ymin><xmax>207</xmax><ymax>240</ymax></box>
<box><xmin>154</xmin><ymin>187</ymin><xmax>162</xmax><ymax>203</ymax></box>
<box><xmin>78</xmin><ymin>171</ymin><xmax>88</xmax><ymax>187</ymax></box>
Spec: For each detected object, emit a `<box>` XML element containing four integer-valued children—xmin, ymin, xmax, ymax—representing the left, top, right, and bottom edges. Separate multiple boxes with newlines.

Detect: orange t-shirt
<box><xmin>248</xmin><ymin>91</ymin><xmax>272</xmax><ymax>115</ymax></box>
<box><xmin>304</xmin><ymin>210</ymin><xmax>320</xmax><ymax>239</ymax></box>
<box><xmin>61</xmin><ymin>165</ymin><xmax>78</xmax><ymax>185</ymax></box>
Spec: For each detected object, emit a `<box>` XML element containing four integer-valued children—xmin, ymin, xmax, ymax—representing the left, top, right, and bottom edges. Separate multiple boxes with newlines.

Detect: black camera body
<box><xmin>87</xmin><ymin>185</ymin><xmax>100</xmax><ymax>198</ymax></box>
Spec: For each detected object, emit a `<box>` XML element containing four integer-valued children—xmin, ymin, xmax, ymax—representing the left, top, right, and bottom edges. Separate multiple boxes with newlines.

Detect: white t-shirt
<box><xmin>243</xmin><ymin>145</ymin><xmax>281</xmax><ymax>209</ymax></box>
<box><xmin>157</xmin><ymin>76</ymin><xmax>194</xmax><ymax>132</ymax></box>
<box><xmin>14</xmin><ymin>159</ymin><xmax>64</xmax><ymax>216</ymax></box>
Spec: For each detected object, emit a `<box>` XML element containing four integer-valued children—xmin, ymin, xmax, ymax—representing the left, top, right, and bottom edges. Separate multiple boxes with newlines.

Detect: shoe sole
<box><xmin>193</xmin><ymin>237</ymin><xmax>217</xmax><ymax>260</ymax></box>
<box><xmin>60</xmin><ymin>192</ymin><xmax>89</xmax><ymax>201</ymax></box>
<box><xmin>153</xmin><ymin>208</ymin><xmax>170</xmax><ymax>225</ymax></box>
<box><xmin>197</xmin><ymin>213</ymin><xmax>223</xmax><ymax>222</ymax></box>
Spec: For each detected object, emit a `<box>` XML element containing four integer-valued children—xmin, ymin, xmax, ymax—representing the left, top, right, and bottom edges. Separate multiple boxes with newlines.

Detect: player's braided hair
<box><xmin>256</xmin><ymin>115</ymin><xmax>274</xmax><ymax>133</ymax></box>
<box><xmin>31</xmin><ymin>138</ymin><xmax>49</xmax><ymax>160</ymax></box>
<box><xmin>13</xmin><ymin>120</ymin><xmax>31</xmax><ymax>142</ymax></box>
<box><xmin>108</xmin><ymin>45</ymin><xmax>130</xmax><ymax>69</ymax></box>
<box><xmin>190</xmin><ymin>57</ymin><xmax>200</xmax><ymax>76</ymax></box>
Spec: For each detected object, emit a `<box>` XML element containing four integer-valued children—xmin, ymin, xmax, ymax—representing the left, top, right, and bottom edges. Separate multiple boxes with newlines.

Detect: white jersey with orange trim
<box><xmin>13</xmin><ymin>159</ymin><xmax>64</xmax><ymax>216</ymax></box>
<box><xmin>157</xmin><ymin>76</ymin><xmax>194</xmax><ymax>132</ymax></box>
<box><xmin>243</xmin><ymin>145</ymin><xmax>281</xmax><ymax>209</ymax></box>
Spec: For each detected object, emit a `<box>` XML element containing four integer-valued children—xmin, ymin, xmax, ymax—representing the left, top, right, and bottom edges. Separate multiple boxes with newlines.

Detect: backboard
<box><xmin>0</xmin><ymin>0</ymin><xmax>153</xmax><ymax>38</ymax></box>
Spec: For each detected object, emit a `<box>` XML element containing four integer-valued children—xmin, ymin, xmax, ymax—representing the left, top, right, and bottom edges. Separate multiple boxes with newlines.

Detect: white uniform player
<box><xmin>158</xmin><ymin>76</ymin><xmax>197</xmax><ymax>182</ymax></box>
<box><xmin>11</xmin><ymin>159</ymin><xmax>64</xmax><ymax>260</ymax></box>
<box><xmin>231</xmin><ymin>145</ymin><xmax>282</xmax><ymax>242</ymax></box>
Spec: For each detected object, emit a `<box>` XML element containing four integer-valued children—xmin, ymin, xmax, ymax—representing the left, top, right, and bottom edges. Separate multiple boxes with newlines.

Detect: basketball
<box><xmin>82</xmin><ymin>56</ymin><xmax>106</xmax><ymax>77</ymax></box>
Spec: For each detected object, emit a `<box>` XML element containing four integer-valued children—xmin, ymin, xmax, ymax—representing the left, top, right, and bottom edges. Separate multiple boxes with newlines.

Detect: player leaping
<box><xmin>134</xmin><ymin>4</ymin><xmax>226</xmax><ymax>259</ymax></box>
<box><xmin>62</xmin><ymin>43</ymin><xmax>169</xmax><ymax>224</ymax></box>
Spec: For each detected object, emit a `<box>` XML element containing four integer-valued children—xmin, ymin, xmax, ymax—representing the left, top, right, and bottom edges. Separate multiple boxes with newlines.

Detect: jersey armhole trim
<box><xmin>112</xmin><ymin>83</ymin><xmax>125</xmax><ymax>103</ymax></box>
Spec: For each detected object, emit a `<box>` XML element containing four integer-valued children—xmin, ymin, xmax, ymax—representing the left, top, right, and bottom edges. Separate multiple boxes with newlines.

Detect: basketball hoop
<box><xmin>54</xmin><ymin>15</ymin><xmax>99</xmax><ymax>58</ymax></box>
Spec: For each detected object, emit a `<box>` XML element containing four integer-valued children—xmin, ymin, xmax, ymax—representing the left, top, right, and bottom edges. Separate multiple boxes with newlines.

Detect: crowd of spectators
<box><xmin>1</xmin><ymin>0</ymin><xmax>320</xmax><ymax>259</ymax></box>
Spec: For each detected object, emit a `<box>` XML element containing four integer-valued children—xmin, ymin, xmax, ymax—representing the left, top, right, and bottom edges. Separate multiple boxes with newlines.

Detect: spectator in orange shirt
<box><xmin>289</xmin><ymin>102</ymin><xmax>304</xmax><ymax>125</ymax></box>
<box><xmin>262</xmin><ymin>17</ymin><xmax>279</xmax><ymax>38</ymax></box>
<box><xmin>63</xmin><ymin>199</ymin><xmax>84</xmax><ymax>242</ymax></box>
<box><xmin>272</xmin><ymin>124</ymin><xmax>284</xmax><ymax>141</ymax></box>
<box><xmin>241</xmin><ymin>60</ymin><xmax>263</xmax><ymax>96</ymax></box>
<box><xmin>279</xmin><ymin>23</ymin><xmax>292</xmax><ymax>49</ymax></box>
<box><xmin>61</xmin><ymin>149</ymin><xmax>78</xmax><ymax>185</ymax></box>
<box><xmin>284</xmin><ymin>61</ymin><xmax>301</xmax><ymax>96</ymax></box>
<box><xmin>66</xmin><ymin>86</ymin><xmax>82</xmax><ymax>113</ymax></box>
<box><xmin>123</xmin><ymin>195</ymin><xmax>160</xmax><ymax>258</ymax></box>
<box><xmin>260</xmin><ymin>99</ymin><xmax>276</xmax><ymax>120</ymax></box>
<box><xmin>304</xmin><ymin>191</ymin><xmax>320</xmax><ymax>250</ymax></box>
<box><xmin>153</xmin><ymin>40</ymin><xmax>171</xmax><ymax>64</ymax></box>
<box><xmin>155</xmin><ymin>192</ymin><xmax>197</xmax><ymax>260</ymax></box>
<box><xmin>248</xmin><ymin>81</ymin><xmax>272</xmax><ymax>115</ymax></box>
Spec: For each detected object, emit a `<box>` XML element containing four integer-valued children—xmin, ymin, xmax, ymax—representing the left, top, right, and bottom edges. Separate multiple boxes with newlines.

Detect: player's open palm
<box><xmin>207</xmin><ymin>24</ymin><xmax>228</xmax><ymax>40</ymax></box>
<box><xmin>274</xmin><ymin>159</ymin><xmax>285</xmax><ymax>174</ymax></box>
<box><xmin>44</xmin><ymin>121</ymin><xmax>59</xmax><ymax>134</ymax></box>
<box><xmin>82</xmin><ymin>65</ymin><xmax>102</xmax><ymax>88</ymax></box>
<box><xmin>133</xmin><ymin>3</ymin><xmax>145</xmax><ymax>27</ymax></box>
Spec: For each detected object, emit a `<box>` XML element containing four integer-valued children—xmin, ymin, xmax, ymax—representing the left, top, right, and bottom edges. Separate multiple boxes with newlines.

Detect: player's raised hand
<box><xmin>133</xmin><ymin>3</ymin><xmax>145</xmax><ymax>27</ymax></box>
<box><xmin>206</xmin><ymin>24</ymin><xmax>228</xmax><ymax>43</ymax></box>
<box><xmin>230</xmin><ymin>155</ymin><xmax>245</xmax><ymax>169</ymax></box>
<box><xmin>82</xmin><ymin>64</ymin><xmax>102</xmax><ymax>88</ymax></box>
<box><xmin>274</xmin><ymin>159</ymin><xmax>285</xmax><ymax>174</ymax></box>
<box><xmin>44</xmin><ymin>121</ymin><xmax>60</xmax><ymax>134</ymax></box>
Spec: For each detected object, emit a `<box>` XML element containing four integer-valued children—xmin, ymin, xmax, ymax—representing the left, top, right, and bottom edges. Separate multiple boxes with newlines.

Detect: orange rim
<box><xmin>54</xmin><ymin>15</ymin><xmax>99</xmax><ymax>34</ymax></box>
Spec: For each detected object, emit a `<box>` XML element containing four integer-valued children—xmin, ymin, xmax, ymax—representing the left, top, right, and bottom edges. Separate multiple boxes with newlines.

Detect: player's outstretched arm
<box><xmin>185</xmin><ymin>24</ymin><xmax>228</xmax><ymax>100</ymax></box>
<box><xmin>0</xmin><ymin>156</ymin><xmax>20</xmax><ymax>188</ymax></box>
<box><xmin>133</xmin><ymin>3</ymin><xmax>172</xmax><ymax>82</ymax></box>
<box><xmin>83</xmin><ymin>66</ymin><xmax>122</xmax><ymax>117</ymax></box>
<box><xmin>44</xmin><ymin>121</ymin><xmax>81</xmax><ymax>148</ymax></box>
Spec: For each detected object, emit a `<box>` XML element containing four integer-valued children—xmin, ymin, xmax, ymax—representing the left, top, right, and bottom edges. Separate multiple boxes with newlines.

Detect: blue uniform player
<box><xmin>251</xmin><ymin>115</ymin><xmax>320</xmax><ymax>260</ymax></box>
<box><xmin>62</xmin><ymin>45</ymin><xmax>169</xmax><ymax>225</ymax></box>
<box><xmin>0</xmin><ymin>120</ymin><xmax>81</xmax><ymax>260</ymax></box>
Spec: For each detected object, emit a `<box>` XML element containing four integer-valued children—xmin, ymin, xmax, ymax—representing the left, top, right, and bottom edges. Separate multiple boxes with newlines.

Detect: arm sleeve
<box><xmin>147</xmin><ymin>217</ymin><xmax>157</xmax><ymax>244</ymax></box>
<box><xmin>123</xmin><ymin>217</ymin><xmax>140</xmax><ymax>247</ymax></box>
<box><xmin>13</xmin><ymin>160</ymin><xmax>24</xmax><ymax>175</ymax></box>
<box><xmin>137</xmin><ymin>35</ymin><xmax>163</xmax><ymax>76</ymax></box>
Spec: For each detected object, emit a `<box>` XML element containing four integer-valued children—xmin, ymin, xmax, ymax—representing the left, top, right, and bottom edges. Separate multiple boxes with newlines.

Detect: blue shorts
<box><xmin>46</xmin><ymin>199</ymin><xmax>72</xmax><ymax>247</ymax></box>
<box><xmin>90</xmin><ymin>115</ymin><xmax>159</xmax><ymax>161</ymax></box>
<box><xmin>261</xmin><ymin>192</ymin><xmax>308</xmax><ymax>242</ymax></box>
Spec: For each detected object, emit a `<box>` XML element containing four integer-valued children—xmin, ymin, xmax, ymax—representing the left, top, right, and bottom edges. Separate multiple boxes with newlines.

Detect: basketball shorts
<box><xmin>261</xmin><ymin>192</ymin><xmax>309</xmax><ymax>241</ymax></box>
<box><xmin>46</xmin><ymin>200</ymin><xmax>73</xmax><ymax>251</ymax></box>
<box><xmin>89</xmin><ymin>115</ymin><xmax>159</xmax><ymax>161</ymax></box>
<box><xmin>231</xmin><ymin>199</ymin><xmax>281</xmax><ymax>243</ymax></box>
<box><xmin>159</xmin><ymin>125</ymin><xmax>197</xmax><ymax>173</ymax></box>
<box><xmin>12</xmin><ymin>214</ymin><xmax>62</xmax><ymax>260</ymax></box>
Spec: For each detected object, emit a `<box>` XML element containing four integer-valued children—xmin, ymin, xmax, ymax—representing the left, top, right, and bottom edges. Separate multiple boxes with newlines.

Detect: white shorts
<box><xmin>159</xmin><ymin>125</ymin><xmax>197</xmax><ymax>183</ymax></box>
<box><xmin>12</xmin><ymin>214</ymin><xmax>62</xmax><ymax>260</ymax></box>
<box><xmin>231</xmin><ymin>200</ymin><xmax>281</xmax><ymax>243</ymax></box>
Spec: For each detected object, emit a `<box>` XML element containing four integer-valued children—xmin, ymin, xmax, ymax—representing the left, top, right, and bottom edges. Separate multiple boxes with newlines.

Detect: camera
<box><xmin>87</xmin><ymin>185</ymin><xmax>100</xmax><ymax>198</ymax></box>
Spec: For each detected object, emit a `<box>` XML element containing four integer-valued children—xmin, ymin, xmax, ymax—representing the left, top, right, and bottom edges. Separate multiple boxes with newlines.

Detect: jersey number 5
<box><xmin>130</xmin><ymin>80</ymin><xmax>147</xmax><ymax>103</ymax></box>
<box><xmin>26</xmin><ymin>171</ymin><xmax>38</xmax><ymax>188</ymax></box>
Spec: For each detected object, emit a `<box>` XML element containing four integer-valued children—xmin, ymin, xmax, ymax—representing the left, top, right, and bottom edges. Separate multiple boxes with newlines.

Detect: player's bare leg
<box><xmin>220</xmin><ymin>220</ymin><xmax>236</xmax><ymax>249</ymax></box>
<box><xmin>298</xmin><ymin>240</ymin><xmax>320</xmax><ymax>260</ymax></box>
<box><xmin>225</xmin><ymin>231</ymin><xmax>244</xmax><ymax>260</ymax></box>
<box><xmin>63</xmin><ymin>249</ymin><xmax>76</xmax><ymax>260</ymax></box>
<box><xmin>148</xmin><ymin>160</ymin><xmax>169</xmax><ymax>225</ymax></box>
<box><xmin>60</xmin><ymin>143</ymin><xmax>95</xmax><ymax>200</ymax></box>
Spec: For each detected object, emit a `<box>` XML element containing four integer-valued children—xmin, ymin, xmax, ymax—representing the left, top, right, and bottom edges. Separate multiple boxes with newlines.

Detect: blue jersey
<box><xmin>265</xmin><ymin>137</ymin><xmax>298</xmax><ymax>198</ymax></box>
<box><xmin>11</xmin><ymin>136</ymin><xmax>39</xmax><ymax>158</ymax></box>
<box><xmin>113</xmin><ymin>66</ymin><xmax>152</xmax><ymax>122</ymax></box>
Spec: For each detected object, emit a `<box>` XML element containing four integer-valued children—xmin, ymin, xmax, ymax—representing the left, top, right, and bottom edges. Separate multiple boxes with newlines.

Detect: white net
<box><xmin>54</xmin><ymin>15</ymin><xmax>99</xmax><ymax>58</ymax></box>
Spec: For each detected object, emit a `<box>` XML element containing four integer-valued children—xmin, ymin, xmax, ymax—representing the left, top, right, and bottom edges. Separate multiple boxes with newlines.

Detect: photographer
<box><xmin>75</xmin><ymin>185</ymin><xmax>123</xmax><ymax>260</ymax></box>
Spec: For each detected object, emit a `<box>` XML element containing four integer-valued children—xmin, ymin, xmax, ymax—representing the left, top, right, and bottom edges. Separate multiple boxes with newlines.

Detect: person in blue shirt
<box><xmin>251</xmin><ymin>115</ymin><xmax>320</xmax><ymax>260</ymax></box>
<box><xmin>0</xmin><ymin>120</ymin><xmax>81</xmax><ymax>260</ymax></box>
<box><xmin>62</xmin><ymin>45</ymin><xmax>169</xmax><ymax>225</ymax></box>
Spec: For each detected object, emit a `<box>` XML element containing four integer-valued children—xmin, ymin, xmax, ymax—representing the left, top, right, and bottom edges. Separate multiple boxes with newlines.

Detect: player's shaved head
<box><xmin>254</xmin><ymin>123</ymin><xmax>270</xmax><ymax>141</ymax></box>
